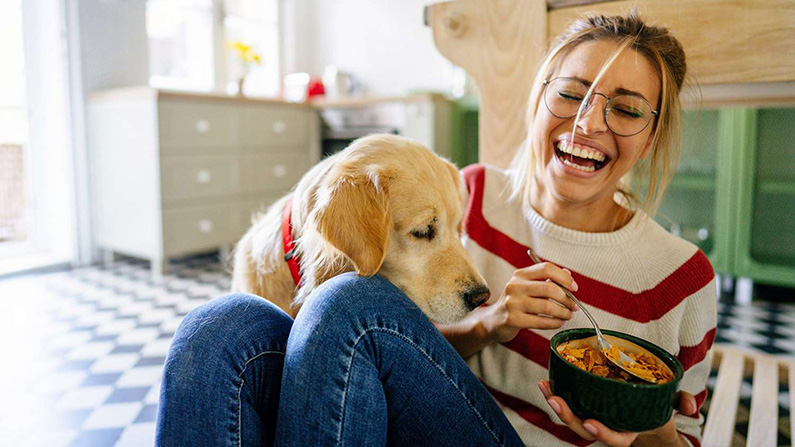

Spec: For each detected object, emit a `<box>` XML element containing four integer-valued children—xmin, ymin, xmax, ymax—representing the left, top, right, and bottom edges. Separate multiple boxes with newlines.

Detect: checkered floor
<box><xmin>0</xmin><ymin>254</ymin><xmax>793</xmax><ymax>447</ymax></box>
<box><xmin>0</xmin><ymin>254</ymin><xmax>229</xmax><ymax>447</ymax></box>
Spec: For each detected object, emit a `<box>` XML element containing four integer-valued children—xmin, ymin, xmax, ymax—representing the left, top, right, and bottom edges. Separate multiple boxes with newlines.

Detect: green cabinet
<box><xmin>451</xmin><ymin>96</ymin><xmax>480</xmax><ymax>168</ymax></box>
<box><xmin>657</xmin><ymin>107</ymin><xmax>795</xmax><ymax>288</ymax></box>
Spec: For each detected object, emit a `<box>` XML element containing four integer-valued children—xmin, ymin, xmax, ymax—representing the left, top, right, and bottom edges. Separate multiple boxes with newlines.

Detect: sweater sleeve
<box><xmin>672</xmin><ymin>265</ymin><xmax>718</xmax><ymax>447</ymax></box>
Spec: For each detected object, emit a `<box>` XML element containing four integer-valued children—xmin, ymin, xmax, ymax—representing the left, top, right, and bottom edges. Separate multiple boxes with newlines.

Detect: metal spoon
<box><xmin>527</xmin><ymin>248</ymin><xmax>660</xmax><ymax>384</ymax></box>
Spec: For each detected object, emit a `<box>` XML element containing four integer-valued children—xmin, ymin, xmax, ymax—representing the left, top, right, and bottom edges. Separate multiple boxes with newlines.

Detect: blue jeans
<box><xmin>156</xmin><ymin>273</ymin><xmax>523</xmax><ymax>446</ymax></box>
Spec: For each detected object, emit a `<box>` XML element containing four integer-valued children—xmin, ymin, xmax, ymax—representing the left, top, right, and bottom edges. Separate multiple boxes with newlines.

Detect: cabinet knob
<box><xmin>273</xmin><ymin>164</ymin><xmax>287</xmax><ymax>178</ymax></box>
<box><xmin>196</xmin><ymin>169</ymin><xmax>212</xmax><ymax>184</ymax></box>
<box><xmin>198</xmin><ymin>219</ymin><xmax>214</xmax><ymax>233</ymax></box>
<box><xmin>272</xmin><ymin>120</ymin><xmax>286</xmax><ymax>135</ymax></box>
<box><xmin>195</xmin><ymin>119</ymin><xmax>210</xmax><ymax>133</ymax></box>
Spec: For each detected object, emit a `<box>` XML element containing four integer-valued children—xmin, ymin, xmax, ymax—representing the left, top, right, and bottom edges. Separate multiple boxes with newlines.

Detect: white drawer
<box><xmin>240</xmin><ymin>105</ymin><xmax>308</xmax><ymax>148</ymax></box>
<box><xmin>159</xmin><ymin>100</ymin><xmax>237</xmax><ymax>153</ymax></box>
<box><xmin>238</xmin><ymin>152</ymin><xmax>309</xmax><ymax>194</ymax></box>
<box><xmin>163</xmin><ymin>204</ymin><xmax>236</xmax><ymax>256</ymax></box>
<box><xmin>161</xmin><ymin>156</ymin><xmax>236</xmax><ymax>201</ymax></box>
<box><xmin>236</xmin><ymin>197</ymin><xmax>281</xmax><ymax>236</ymax></box>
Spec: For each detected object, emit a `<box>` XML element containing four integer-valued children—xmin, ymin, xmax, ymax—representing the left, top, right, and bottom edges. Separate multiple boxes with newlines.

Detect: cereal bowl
<box><xmin>548</xmin><ymin>328</ymin><xmax>684</xmax><ymax>432</ymax></box>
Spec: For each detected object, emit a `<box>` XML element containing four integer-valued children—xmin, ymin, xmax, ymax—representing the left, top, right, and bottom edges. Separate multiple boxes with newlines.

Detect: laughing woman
<box><xmin>437</xmin><ymin>11</ymin><xmax>717</xmax><ymax>447</ymax></box>
<box><xmin>157</xmin><ymin>10</ymin><xmax>716</xmax><ymax>447</ymax></box>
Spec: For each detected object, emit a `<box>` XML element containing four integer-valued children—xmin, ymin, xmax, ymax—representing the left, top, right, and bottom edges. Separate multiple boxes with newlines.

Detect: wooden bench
<box><xmin>703</xmin><ymin>344</ymin><xmax>795</xmax><ymax>447</ymax></box>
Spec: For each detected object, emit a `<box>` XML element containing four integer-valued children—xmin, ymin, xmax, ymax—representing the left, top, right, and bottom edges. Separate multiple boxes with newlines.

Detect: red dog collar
<box><xmin>281</xmin><ymin>196</ymin><xmax>302</xmax><ymax>286</ymax></box>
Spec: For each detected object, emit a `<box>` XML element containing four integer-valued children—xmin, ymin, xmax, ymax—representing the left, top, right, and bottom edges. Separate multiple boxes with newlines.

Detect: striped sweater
<box><xmin>461</xmin><ymin>164</ymin><xmax>717</xmax><ymax>447</ymax></box>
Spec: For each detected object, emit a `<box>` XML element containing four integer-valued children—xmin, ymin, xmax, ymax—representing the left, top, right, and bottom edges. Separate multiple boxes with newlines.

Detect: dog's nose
<box><xmin>462</xmin><ymin>285</ymin><xmax>490</xmax><ymax>310</ymax></box>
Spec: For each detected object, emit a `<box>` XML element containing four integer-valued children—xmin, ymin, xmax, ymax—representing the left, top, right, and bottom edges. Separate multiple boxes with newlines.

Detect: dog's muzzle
<box><xmin>461</xmin><ymin>285</ymin><xmax>490</xmax><ymax>310</ymax></box>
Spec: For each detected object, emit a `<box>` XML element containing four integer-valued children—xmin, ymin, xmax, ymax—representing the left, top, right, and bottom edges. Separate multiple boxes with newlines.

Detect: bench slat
<box><xmin>703</xmin><ymin>350</ymin><xmax>744</xmax><ymax>447</ymax></box>
<box><xmin>790</xmin><ymin>365</ymin><xmax>795</xmax><ymax>447</ymax></box>
<box><xmin>747</xmin><ymin>357</ymin><xmax>779</xmax><ymax>447</ymax></box>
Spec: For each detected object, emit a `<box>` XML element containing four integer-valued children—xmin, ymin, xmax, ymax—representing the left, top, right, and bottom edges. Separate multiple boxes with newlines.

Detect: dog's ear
<box><xmin>316</xmin><ymin>172</ymin><xmax>391</xmax><ymax>276</ymax></box>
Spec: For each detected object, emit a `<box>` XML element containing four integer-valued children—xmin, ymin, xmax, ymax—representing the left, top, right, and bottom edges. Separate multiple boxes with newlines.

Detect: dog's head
<box><xmin>300</xmin><ymin>134</ymin><xmax>489</xmax><ymax>324</ymax></box>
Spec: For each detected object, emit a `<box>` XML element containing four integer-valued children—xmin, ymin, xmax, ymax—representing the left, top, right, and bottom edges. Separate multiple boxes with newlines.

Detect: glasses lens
<box><xmin>544</xmin><ymin>78</ymin><xmax>587</xmax><ymax>118</ymax></box>
<box><xmin>606</xmin><ymin>95</ymin><xmax>653</xmax><ymax>136</ymax></box>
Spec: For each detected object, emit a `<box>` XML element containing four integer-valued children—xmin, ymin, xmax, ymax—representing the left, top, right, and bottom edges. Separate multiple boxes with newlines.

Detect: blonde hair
<box><xmin>507</xmin><ymin>10</ymin><xmax>687</xmax><ymax>219</ymax></box>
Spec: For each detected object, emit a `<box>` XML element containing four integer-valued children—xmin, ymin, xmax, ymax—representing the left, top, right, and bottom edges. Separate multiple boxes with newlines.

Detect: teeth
<box><xmin>556</xmin><ymin>141</ymin><xmax>606</xmax><ymax>162</ymax></box>
<box><xmin>560</xmin><ymin>157</ymin><xmax>596</xmax><ymax>172</ymax></box>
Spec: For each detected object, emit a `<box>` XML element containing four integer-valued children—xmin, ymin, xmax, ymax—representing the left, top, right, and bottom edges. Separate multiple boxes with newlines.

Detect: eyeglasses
<box><xmin>542</xmin><ymin>77</ymin><xmax>659</xmax><ymax>137</ymax></box>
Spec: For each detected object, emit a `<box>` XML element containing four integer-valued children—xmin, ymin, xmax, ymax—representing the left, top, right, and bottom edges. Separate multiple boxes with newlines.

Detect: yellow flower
<box><xmin>228</xmin><ymin>40</ymin><xmax>262</xmax><ymax>66</ymax></box>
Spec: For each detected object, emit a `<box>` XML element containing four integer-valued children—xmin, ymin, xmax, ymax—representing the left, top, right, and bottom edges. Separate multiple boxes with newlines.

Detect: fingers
<box><xmin>677</xmin><ymin>391</ymin><xmax>698</xmax><ymax>416</ymax></box>
<box><xmin>517</xmin><ymin>260</ymin><xmax>579</xmax><ymax>292</ymax></box>
<box><xmin>542</xmin><ymin>394</ymin><xmax>597</xmax><ymax>441</ymax></box>
<box><xmin>508</xmin><ymin>276</ymin><xmax>578</xmax><ymax>313</ymax></box>
<box><xmin>508</xmin><ymin>312</ymin><xmax>570</xmax><ymax>330</ymax></box>
<box><xmin>580</xmin><ymin>419</ymin><xmax>639</xmax><ymax>447</ymax></box>
<box><xmin>537</xmin><ymin>380</ymin><xmax>638</xmax><ymax>447</ymax></box>
<box><xmin>536</xmin><ymin>381</ymin><xmax>593</xmax><ymax>440</ymax></box>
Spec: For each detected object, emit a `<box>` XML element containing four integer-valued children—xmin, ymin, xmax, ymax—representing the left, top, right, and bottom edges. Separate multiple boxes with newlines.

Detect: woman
<box><xmin>156</xmin><ymin>11</ymin><xmax>716</xmax><ymax>447</ymax></box>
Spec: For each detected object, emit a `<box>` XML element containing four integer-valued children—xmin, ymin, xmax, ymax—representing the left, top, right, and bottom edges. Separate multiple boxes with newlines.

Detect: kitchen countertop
<box><xmin>88</xmin><ymin>86</ymin><xmax>312</xmax><ymax>108</ymax></box>
<box><xmin>89</xmin><ymin>86</ymin><xmax>452</xmax><ymax>109</ymax></box>
<box><xmin>309</xmin><ymin>92</ymin><xmax>450</xmax><ymax>108</ymax></box>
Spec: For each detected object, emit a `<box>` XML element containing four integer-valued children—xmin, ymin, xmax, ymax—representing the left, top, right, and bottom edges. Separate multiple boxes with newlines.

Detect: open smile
<box><xmin>554</xmin><ymin>141</ymin><xmax>611</xmax><ymax>173</ymax></box>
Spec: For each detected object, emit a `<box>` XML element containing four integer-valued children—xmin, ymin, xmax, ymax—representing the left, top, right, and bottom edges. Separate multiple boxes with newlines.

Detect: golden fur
<box><xmin>230</xmin><ymin>134</ymin><xmax>489</xmax><ymax>323</ymax></box>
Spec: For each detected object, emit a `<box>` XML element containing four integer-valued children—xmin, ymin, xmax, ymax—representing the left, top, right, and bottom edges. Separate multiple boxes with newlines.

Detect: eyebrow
<box><xmin>411</xmin><ymin>209</ymin><xmax>438</xmax><ymax>227</ymax></box>
<box><xmin>567</xmin><ymin>76</ymin><xmax>651</xmax><ymax>103</ymax></box>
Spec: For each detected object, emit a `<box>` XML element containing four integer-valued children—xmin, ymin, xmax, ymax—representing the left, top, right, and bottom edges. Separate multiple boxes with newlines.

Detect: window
<box><xmin>0</xmin><ymin>0</ymin><xmax>30</xmax><ymax>249</ymax></box>
<box><xmin>223</xmin><ymin>0</ymin><xmax>280</xmax><ymax>97</ymax></box>
<box><xmin>146</xmin><ymin>0</ymin><xmax>279</xmax><ymax>97</ymax></box>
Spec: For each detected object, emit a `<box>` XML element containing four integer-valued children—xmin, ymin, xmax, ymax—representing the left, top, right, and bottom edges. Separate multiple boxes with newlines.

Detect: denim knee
<box><xmin>300</xmin><ymin>273</ymin><xmax>414</xmax><ymax>319</ymax></box>
<box><xmin>167</xmin><ymin>293</ymin><xmax>294</xmax><ymax>372</ymax></box>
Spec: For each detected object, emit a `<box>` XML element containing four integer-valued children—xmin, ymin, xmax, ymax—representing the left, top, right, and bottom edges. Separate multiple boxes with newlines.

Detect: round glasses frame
<box><xmin>542</xmin><ymin>77</ymin><xmax>659</xmax><ymax>137</ymax></box>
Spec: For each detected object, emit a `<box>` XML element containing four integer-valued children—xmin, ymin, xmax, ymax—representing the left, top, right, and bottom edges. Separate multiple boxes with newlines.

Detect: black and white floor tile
<box><xmin>0</xmin><ymin>255</ymin><xmax>228</xmax><ymax>447</ymax></box>
<box><xmin>703</xmin><ymin>296</ymin><xmax>795</xmax><ymax>447</ymax></box>
<box><xmin>0</xmin><ymin>254</ymin><xmax>793</xmax><ymax>446</ymax></box>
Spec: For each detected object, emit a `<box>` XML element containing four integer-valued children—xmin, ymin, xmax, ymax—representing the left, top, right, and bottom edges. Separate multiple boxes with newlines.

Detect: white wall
<box><xmin>75</xmin><ymin>0</ymin><xmax>150</xmax><ymax>92</ymax></box>
<box><xmin>66</xmin><ymin>0</ymin><xmax>150</xmax><ymax>265</ymax></box>
<box><xmin>287</xmin><ymin>0</ymin><xmax>457</xmax><ymax>97</ymax></box>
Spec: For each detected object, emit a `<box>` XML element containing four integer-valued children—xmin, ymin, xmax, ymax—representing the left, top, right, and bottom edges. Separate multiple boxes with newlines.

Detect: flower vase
<box><xmin>237</xmin><ymin>76</ymin><xmax>246</xmax><ymax>97</ymax></box>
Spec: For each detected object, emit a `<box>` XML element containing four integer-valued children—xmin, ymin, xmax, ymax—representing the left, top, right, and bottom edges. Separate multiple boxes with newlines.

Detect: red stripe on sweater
<box><xmin>462</xmin><ymin>164</ymin><xmax>715</xmax><ymax>324</ymax></box>
<box><xmin>503</xmin><ymin>329</ymin><xmax>551</xmax><ymax>368</ymax></box>
<box><xmin>677</xmin><ymin>328</ymin><xmax>717</xmax><ymax>371</ymax></box>
<box><xmin>679</xmin><ymin>431</ymin><xmax>701</xmax><ymax>447</ymax></box>
<box><xmin>694</xmin><ymin>387</ymin><xmax>708</xmax><ymax>413</ymax></box>
<box><xmin>484</xmin><ymin>384</ymin><xmax>593</xmax><ymax>447</ymax></box>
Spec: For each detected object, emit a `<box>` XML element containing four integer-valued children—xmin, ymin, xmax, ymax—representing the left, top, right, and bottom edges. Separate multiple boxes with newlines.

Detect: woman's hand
<box><xmin>482</xmin><ymin>262</ymin><xmax>579</xmax><ymax>344</ymax></box>
<box><xmin>537</xmin><ymin>380</ymin><xmax>697</xmax><ymax>447</ymax></box>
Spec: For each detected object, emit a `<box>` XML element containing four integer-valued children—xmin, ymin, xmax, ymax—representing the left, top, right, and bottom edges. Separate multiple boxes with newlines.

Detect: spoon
<box><xmin>527</xmin><ymin>248</ymin><xmax>660</xmax><ymax>384</ymax></box>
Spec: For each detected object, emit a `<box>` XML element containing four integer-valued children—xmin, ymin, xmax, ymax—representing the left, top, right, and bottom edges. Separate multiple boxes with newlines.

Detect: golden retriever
<box><xmin>230</xmin><ymin>134</ymin><xmax>489</xmax><ymax>324</ymax></box>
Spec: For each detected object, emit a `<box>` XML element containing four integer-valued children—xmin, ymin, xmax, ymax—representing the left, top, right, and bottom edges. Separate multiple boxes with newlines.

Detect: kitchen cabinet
<box><xmin>88</xmin><ymin>87</ymin><xmax>320</xmax><ymax>276</ymax></box>
<box><xmin>657</xmin><ymin>107</ymin><xmax>795</xmax><ymax>290</ymax></box>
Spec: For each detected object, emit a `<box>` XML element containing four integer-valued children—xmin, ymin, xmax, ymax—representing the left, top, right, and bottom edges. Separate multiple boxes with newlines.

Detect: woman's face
<box><xmin>531</xmin><ymin>40</ymin><xmax>661</xmax><ymax>208</ymax></box>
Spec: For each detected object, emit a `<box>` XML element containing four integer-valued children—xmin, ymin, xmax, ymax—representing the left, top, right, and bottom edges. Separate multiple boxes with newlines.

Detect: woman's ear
<box><xmin>315</xmin><ymin>172</ymin><xmax>391</xmax><ymax>276</ymax></box>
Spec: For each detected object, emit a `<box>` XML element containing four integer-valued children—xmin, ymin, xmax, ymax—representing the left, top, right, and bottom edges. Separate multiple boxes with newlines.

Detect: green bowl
<box><xmin>548</xmin><ymin>328</ymin><xmax>684</xmax><ymax>432</ymax></box>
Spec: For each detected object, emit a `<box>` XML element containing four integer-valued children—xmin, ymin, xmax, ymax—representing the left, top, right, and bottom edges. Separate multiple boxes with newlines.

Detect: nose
<box><xmin>576</xmin><ymin>94</ymin><xmax>609</xmax><ymax>134</ymax></box>
<box><xmin>461</xmin><ymin>284</ymin><xmax>491</xmax><ymax>310</ymax></box>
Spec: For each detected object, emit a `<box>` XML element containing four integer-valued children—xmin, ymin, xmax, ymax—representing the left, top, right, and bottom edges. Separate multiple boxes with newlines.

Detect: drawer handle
<box><xmin>272</xmin><ymin>120</ymin><xmax>286</xmax><ymax>135</ymax></box>
<box><xmin>198</xmin><ymin>219</ymin><xmax>214</xmax><ymax>233</ymax></box>
<box><xmin>196</xmin><ymin>169</ymin><xmax>212</xmax><ymax>184</ymax></box>
<box><xmin>272</xmin><ymin>164</ymin><xmax>287</xmax><ymax>178</ymax></box>
<box><xmin>195</xmin><ymin>119</ymin><xmax>210</xmax><ymax>133</ymax></box>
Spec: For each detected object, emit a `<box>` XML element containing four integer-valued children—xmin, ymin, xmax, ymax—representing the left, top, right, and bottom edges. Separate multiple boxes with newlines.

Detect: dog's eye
<box><xmin>411</xmin><ymin>225</ymin><xmax>436</xmax><ymax>241</ymax></box>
